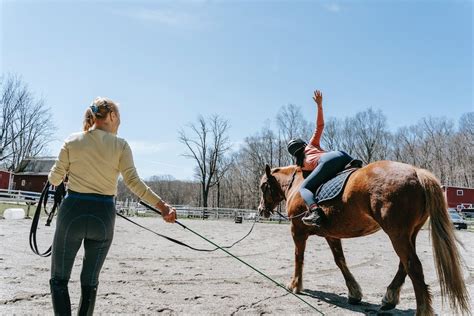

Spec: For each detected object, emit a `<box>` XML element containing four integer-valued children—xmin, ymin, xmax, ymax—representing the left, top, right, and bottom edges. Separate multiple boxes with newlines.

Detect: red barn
<box><xmin>0</xmin><ymin>169</ymin><xmax>13</xmax><ymax>190</ymax></box>
<box><xmin>442</xmin><ymin>186</ymin><xmax>474</xmax><ymax>210</ymax></box>
<box><xmin>12</xmin><ymin>157</ymin><xmax>56</xmax><ymax>193</ymax></box>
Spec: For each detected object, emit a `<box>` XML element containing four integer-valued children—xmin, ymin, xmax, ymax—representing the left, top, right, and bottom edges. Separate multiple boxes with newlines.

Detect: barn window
<box><xmin>456</xmin><ymin>190</ymin><xmax>463</xmax><ymax>196</ymax></box>
<box><xmin>21</xmin><ymin>179</ymin><xmax>26</xmax><ymax>187</ymax></box>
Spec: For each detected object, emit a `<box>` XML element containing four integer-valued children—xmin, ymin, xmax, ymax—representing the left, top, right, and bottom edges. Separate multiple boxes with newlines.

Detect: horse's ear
<box><xmin>265</xmin><ymin>164</ymin><xmax>272</xmax><ymax>177</ymax></box>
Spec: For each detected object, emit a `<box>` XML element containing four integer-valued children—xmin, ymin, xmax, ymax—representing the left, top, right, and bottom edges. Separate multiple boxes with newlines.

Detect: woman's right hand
<box><xmin>313</xmin><ymin>90</ymin><xmax>323</xmax><ymax>109</ymax></box>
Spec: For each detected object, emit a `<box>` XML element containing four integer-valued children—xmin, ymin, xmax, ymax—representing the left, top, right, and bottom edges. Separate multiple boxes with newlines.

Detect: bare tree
<box><xmin>146</xmin><ymin>175</ymin><xmax>200</xmax><ymax>206</ymax></box>
<box><xmin>350</xmin><ymin>108</ymin><xmax>389</xmax><ymax>164</ymax></box>
<box><xmin>0</xmin><ymin>76</ymin><xmax>18</xmax><ymax>161</ymax></box>
<box><xmin>455</xmin><ymin>112</ymin><xmax>474</xmax><ymax>186</ymax></box>
<box><xmin>276</xmin><ymin>104</ymin><xmax>313</xmax><ymax>140</ymax></box>
<box><xmin>276</xmin><ymin>104</ymin><xmax>312</xmax><ymax>165</ymax></box>
<box><xmin>220</xmin><ymin>148</ymin><xmax>263</xmax><ymax>209</ymax></box>
<box><xmin>420</xmin><ymin>117</ymin><xmax>454</xmax><ymax>183</ymax></box>
<box><xmin>117</xmin><ymin>178</ymin><xmax>135</xmax><ymax>202</ymax></box>
<box><xmin>459</xmin><ymin>112</ymin><xmax>474</xmax><ymax>138</ymax></box>
<box><xmin>392</xmin><ymin>126</ymin><xmax>421</xmax><ymax>165</ymax></box>
<box><xmin>0</xmin><ymin>74</ymin><xmax>54</xmax><ymax>170</ymax></box>
<box><xmin>450</xmin><ymin>133</ymin><xmax>473</xmax><ymax>187</ymax></box>
<box><xmin>178</xmin><ymin>115</ymin><xmax>231</xmax><ymax>207</ymax></box>
<box><xmin>321</xmin><ymin>117</ymin><xmax>344</xmax><ymax>151</ymax></box>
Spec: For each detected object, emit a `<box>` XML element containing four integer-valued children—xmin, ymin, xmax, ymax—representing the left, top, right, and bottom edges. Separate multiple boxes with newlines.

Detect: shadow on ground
<box><xmin>302</xmin><ymin>289</ymin><xmax>416</xmax><ymax>315</ymax></box>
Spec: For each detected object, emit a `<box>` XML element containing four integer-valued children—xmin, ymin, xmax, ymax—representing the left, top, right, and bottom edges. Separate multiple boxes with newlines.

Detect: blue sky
<box><xmin>2</xmin><ymin>0</ymin><xmax>472</xmax><ymax>180</ymax></box>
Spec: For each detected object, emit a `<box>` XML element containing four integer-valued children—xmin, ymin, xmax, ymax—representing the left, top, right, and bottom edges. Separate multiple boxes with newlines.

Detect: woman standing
<box><xmin>287</xmin><ymin>90</ymin><xmax>354</xmax><ymax>226</ymax></box>
<box><xmin>48</xmin><ymin>97</ymin><xmax>176</xmax><ymax>315</ymax></box>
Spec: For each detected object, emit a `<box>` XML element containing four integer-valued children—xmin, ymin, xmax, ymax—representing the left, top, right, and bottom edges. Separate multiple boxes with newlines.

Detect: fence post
<box><xmin>26</xmin><ymin>202</ymin><xmax>32</xmax><ymax>219</ymax></box>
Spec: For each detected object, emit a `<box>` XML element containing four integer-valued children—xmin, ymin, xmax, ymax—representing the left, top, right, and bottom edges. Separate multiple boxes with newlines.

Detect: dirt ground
<box><xmin>1</xmin><ymin>217</ymin><xmax>472</xmax><ymax>315</ymax></box>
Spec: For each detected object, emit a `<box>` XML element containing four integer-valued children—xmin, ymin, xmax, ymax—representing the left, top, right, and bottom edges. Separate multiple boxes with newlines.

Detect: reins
<box><xmin>29</xmin><ymin>181</ymin><xmax>65</xmax><ymax>257</ymax></box>
<box><xmin>275</xmin><ymin>209</ymin><xmax>306</xmax><ymax>221</ymax></box>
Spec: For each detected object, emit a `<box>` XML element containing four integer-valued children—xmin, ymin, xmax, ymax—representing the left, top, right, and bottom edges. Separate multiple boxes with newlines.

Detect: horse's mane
<box><xmin>272</xmin><ymin>165</ymin><xmax>299</xmax><ymax>176</ymax></box>
<box><xmin>274</xmin><ymin>165</ymin><xmax>313</xmax><ymax>182</ymax></box>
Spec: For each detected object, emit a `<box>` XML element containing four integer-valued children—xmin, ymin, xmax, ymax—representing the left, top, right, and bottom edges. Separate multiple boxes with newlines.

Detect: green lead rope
<box><xmin>139</xmin><ymin>201</ymin><xmax>325</xmax><ymax>315</ymax></box>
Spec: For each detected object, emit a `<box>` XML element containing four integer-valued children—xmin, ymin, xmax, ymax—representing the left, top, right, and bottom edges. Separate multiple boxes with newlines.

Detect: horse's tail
<box><xmin>416</xmin><ymin>168</ymin><xmax>470</xmax><ymax>314</ymax></box>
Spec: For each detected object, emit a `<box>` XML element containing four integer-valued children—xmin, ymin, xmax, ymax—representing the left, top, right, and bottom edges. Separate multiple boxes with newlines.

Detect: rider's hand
<box><xmin>313</xmin><ymin>90</ymin><xmax>323</xmax><ymax>109</ymax></box>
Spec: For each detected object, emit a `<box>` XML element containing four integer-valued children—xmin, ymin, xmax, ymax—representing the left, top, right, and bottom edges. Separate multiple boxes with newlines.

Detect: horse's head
<box><xmin>258</xmin><ymin>164</ymin><xmax>286</xmax><ymax>218</ymax></box>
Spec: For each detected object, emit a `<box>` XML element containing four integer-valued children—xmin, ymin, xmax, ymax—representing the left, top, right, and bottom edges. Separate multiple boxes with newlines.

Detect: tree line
<box><xmin>0</xmin><ymin>74</ymin><xmax>54</xmax><ymax>171</ymax></box>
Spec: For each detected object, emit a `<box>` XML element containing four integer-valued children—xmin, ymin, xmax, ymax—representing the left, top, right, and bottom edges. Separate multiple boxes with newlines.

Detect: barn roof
<box><xmin>14</xmin><ymin>157</ymin><xmax>56</xmax><ymax>175</ymax></box>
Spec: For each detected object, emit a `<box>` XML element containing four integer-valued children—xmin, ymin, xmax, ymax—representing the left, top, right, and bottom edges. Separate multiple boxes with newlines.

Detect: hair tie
<box><xmin>90</xmin><ymin>105</ymin><xmax>98</xmax><ymax>114</ymax></box>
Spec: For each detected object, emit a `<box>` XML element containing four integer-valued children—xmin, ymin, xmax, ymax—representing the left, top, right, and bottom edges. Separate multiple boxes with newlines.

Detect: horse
<box><xmin>257</xmin><ymin>161</ymin><xmax>470</xmax><ymax>316</ymax></box>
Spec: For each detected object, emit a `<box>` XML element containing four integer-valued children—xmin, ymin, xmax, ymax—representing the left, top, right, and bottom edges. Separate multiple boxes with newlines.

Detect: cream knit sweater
<box><xmin>49</xmin><ymin>129</ymin><xmax>161</xmax><ymax>205</ymax></box>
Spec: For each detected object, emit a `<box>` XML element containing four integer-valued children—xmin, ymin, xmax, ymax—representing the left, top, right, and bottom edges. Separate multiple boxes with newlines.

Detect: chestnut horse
<box><xmin>258</xmin><ymin>161</ymin><xmax>469</xmax><ymax>315</ymax></box>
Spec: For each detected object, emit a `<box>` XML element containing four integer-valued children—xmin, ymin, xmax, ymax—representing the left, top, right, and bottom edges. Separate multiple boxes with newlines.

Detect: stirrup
<box><xmin>302</xmin><ymin>207</ymin><xmax>322</xmax><ymax>226</ymax></box>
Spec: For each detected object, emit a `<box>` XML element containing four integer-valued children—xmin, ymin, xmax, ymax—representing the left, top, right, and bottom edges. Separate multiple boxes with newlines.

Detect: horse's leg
<box><xmin>381</xmin><ymin>261</ymin><xmax>407</xmax><ymax>310</ymax></box>
<box><xmin>381</xmin><ymin>227</ymin><xmax>422</xmax><ymax>310</ymax></box>
<box><xmin>287</xmin><ymin>225</ymin><xmax>308</xmax><ymax>293</ymax></box>
<box><xmin>326</xmin><ymin>237</ymin><xmax>363</xmax><ymax>304</ymax></box>
<box><xmin>389</xmin><ymin>233</ymin><xmax>433</xmax><ymax>316</ymax></box>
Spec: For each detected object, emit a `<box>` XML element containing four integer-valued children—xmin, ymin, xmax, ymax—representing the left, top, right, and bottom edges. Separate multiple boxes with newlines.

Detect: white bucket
<box><xmin>3</xmin><ymin>208</ymin><xmax>25</xmax><ymax>220</ymax></box>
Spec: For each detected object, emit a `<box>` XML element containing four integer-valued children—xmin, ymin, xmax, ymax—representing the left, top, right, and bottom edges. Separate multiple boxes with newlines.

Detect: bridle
<box><xmin>284</xmin><ymin>168</ymin><xmax>298</xmax><ymax>192</ymax></box>
<box><xmin>261</xmin><ymin>167</ymin><xmax>304</xmax><ymax>220</ymax></box>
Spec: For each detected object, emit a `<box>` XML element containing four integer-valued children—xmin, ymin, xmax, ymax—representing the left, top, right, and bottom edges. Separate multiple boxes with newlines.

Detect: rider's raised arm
<box><xmin>308</xmin><ymin>90</ymin><xmax>324</xmax><ymax>148</ymax></box>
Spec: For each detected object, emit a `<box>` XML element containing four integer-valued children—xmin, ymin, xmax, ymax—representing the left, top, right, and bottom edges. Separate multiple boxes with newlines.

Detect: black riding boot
<box><xmin>78</xmin><ymin>285</ymin><xmax>98</xmax><ymax>316</ymax></box>
<box><xmin>50</xmin><ymin>278</ymin><xmax>71</xmax><ymax>316</ymax></box>
<box><xmin>302</xmin><ymin>204</ymin><xmax>323</xmax><ymax>226</ymax></box>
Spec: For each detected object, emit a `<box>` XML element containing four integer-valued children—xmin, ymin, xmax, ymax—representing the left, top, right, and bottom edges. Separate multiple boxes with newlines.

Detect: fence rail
<box><xmin>1</xmin><ymin>190</ymin><xmax>472</xmax><ymax>226</ymax></box>
<box><xmin>0</xmin><ymin>188</ymin><xmax>50</xmax><ymax>203</ymax></box>
<box><xmin>0</xmin><ymin>190</ymin><xmax>284</xmax><ymax>222</ymax></box>
<box><xmin>115</xmin><ymin>201</ymin><xmax>285</xmax><ymax>222</ymax></box>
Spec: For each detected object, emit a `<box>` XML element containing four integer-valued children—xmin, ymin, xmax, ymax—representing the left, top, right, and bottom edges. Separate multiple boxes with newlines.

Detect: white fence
<box><xmin>0</xmin><ymin>189</ymin><xmax>286</xmax><ymax>222</ymax></box>
<box><xmin>0</xmin><ymin>188</ymin><xmax>48</xmax><ymax>203</ymax></box>
<box><xmin>1</xmin><ymin>190</ymin><xmax>472</xmax><ymax>227</ymax></box>
<box><xmin>116</xmin><ymin>201</ymin><xmax>286</xmax><ymax>222</ymax></box>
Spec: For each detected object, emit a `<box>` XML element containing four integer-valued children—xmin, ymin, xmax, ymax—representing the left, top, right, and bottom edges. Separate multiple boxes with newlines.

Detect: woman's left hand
<box><xmin>313</xmin><ymin>90</ymin><xmax>323</xmax><ymax>108</ymax></box>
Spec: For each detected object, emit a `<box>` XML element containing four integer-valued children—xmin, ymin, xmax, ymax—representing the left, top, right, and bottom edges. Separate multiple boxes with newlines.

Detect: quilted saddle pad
<box><xmin>314</xmin><ymin>168</ymin><xmax>358</xmax><ymax>203</ymax></box>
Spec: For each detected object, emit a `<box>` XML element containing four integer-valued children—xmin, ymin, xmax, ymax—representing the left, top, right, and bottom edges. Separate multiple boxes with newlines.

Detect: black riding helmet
<box><xmin>287</xmin><ymin>138</ymin><xmax>307</xmax><ymax>156</ymax></box>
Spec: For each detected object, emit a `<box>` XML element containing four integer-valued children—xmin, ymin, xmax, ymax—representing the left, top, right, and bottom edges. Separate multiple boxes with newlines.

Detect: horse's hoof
<box><xmin>290</xmin><ymin>287</ymin><xmax>302</xmax><ymax>294</ymax></box>
<box><xmin>348</xmin><ymin>297</ymin><xmax>362</xmax><ymax>305</ymax></box>
<box><xmin>286</xmin><ymin>283</ymin><xmax>302</xmax><ymax>294</ymax></box>
<box><xmin>380</xmin><ymin>303</ymin><xmax>396</xmax><ymax>311</ymax></box>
